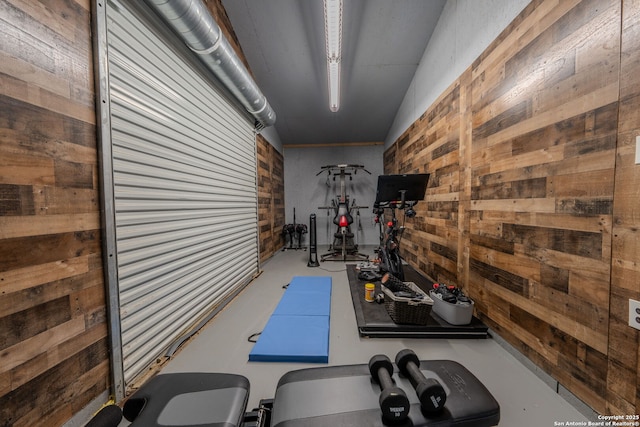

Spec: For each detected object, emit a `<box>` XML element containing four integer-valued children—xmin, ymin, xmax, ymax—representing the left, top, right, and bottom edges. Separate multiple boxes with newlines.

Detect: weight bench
<box><xmin>124</xmin><ymin>373</ymin><xmax>249</xmax><ymax>426</ymax></box>
<box><xmin>88</xmin><ymin>356</ymin><xmax>499</xmax><ymax>426</ymax></box>
<box><xmin>86</xmin><ymin>372</ymin><xmax>250</xmax><ymax>427</ymax></box>
<box><xmin>271</xmin><ymin>359</ymin><xmax>499</xmax><ymax>426</ymax></box>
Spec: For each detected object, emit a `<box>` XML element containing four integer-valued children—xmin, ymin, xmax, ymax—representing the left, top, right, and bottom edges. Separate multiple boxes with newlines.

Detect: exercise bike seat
<box><xmin>332</xmin><ymin>213</ymin><xmax>353</xmax><ymax>226</ymax></box>
<box><xmin>122</xmin><ymin>372</ymin><xmax>249</xmax><ymax>426</ymax></box>
<box><xmin>332</xmin><ymin>201</ymin><xmax>353</xmax><ymax>225</ymax></box>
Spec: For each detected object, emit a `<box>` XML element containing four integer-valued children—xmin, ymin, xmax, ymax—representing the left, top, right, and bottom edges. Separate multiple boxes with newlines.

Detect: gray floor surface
<box><xmin>130</xmin><ymin>247</ymin><xmax>592</xmax><ymax>426</ymax></box>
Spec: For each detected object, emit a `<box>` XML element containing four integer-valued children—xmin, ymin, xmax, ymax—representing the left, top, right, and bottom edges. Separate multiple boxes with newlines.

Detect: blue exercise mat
<box><xmin>248</xmin><ymin>315</ymin><xmax>330</xmax><ymax>363</ymax></box>
<box><xmin>286</xmin><ymin>276</ymin><xmax>332</xmax><ymax>295</ymax></box>
<box><xmin>249</xmin><ymin>276</ymin><xmax>332</xmax><ymax>363</ymax></box>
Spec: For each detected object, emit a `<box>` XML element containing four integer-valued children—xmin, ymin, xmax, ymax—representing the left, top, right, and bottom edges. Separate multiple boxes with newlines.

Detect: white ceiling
<box><xmin>221</xmin><ymin>0</ymin><xmax>446</xmax><ymax>146</ymax></box>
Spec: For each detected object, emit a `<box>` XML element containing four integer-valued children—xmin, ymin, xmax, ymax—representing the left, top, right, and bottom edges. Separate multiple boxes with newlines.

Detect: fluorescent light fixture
<box><xmin>328</xmin><ymin>61</ymin><xmax>340</xmax><ymax>112</ymax></box>
<box><xmin>324</xmin><ymin>0</ymin><xmax>342</xmax><ymax>112</ymax></box>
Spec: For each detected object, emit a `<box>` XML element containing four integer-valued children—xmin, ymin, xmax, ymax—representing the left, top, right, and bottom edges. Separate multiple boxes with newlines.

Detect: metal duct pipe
<box><xmin>144</xmin><ymin>0</ymin><xmax>276</xmax><ymax>129</ymax></box>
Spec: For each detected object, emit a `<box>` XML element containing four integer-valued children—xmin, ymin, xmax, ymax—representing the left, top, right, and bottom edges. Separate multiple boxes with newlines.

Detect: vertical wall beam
<box><xmin>458</xmin><ymin>70</ymin><xmax>472</xmax><ymax>291</ymax></box>
<box><xmin>92</xmin><ymin>0</ymin><xmax>125</xmax><ymax>402</ymax></box>
<box><xmin>607</xmin><ymin>0</ymin><xmax>640</xmax><ymax>414</ymax></box>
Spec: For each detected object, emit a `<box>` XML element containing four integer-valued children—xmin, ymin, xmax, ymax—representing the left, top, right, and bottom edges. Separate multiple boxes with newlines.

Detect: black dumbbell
<box><xmin>368</xmin><ymin>354</ymin><xmax>410</xmax><ymax>422</ymax></box>
<box><xmin>395</xmin><ymin>349</ymin><xmax>447</xmax><ymax>414</ymax></box>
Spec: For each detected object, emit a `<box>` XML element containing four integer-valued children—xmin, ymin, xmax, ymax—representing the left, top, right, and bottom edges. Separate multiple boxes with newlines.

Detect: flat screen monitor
<box><xmin>374</xmin><ymin>173</ymin><xmax>430</xmax><ymax>204</ymax></box>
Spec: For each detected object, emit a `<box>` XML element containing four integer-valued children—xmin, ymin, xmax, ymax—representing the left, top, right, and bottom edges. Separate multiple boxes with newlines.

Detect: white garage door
<box><xmin>105</xmin><ymin>0</ymin><xmax>259</xmax><ymax>387</ymax></box>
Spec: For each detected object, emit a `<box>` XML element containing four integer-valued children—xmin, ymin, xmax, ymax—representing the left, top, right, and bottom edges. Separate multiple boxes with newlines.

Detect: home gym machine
<box><xmin>373</xmin><ymin>173</ymin><xmax>430</xmax><ymax>281</ymax></box>
<box><xmin>317</xmin><ymin>164</ymin><xmax>370</xmax><ymax>262</ymax></box>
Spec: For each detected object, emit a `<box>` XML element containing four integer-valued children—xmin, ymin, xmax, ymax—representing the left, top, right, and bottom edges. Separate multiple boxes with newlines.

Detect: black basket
<box><xmin>381</xmin><ymin>282</ymin><xmax>433</xmax><ymax>325</ymax></box>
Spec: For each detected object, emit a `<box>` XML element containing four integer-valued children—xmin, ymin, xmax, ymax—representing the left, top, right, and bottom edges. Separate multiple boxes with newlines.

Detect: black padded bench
<box><xmin>88</xmin><ymin>358</ymin><xmax>498</xmax><ymax>427</ymax></box>
<box><xmin>123</xmin><ymin>372</ymin><xmax>250</xmax><ymax>426</ymax></box>
<box><xmin>270</xmin><ymin>360</ymin><xmax>499</xmax><ymax>426</ymax></box>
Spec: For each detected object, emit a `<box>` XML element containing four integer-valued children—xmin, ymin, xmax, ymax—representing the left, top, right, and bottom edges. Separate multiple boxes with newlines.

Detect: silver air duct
<box><xmin>144</xmin><ymin>0</ymin><xmax>276</xmax><ymax>129</ymax></box>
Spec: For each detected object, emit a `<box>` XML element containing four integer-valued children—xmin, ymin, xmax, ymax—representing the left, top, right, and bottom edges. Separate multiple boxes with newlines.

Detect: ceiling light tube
<box><xmin>328</xmin><ymin>61</ymin><xmax>340</xmax><ymax>112</ymax></box>
<box><xmin>324</xmin><ymin>0</ymin><xmax>342</xmax><ymax>112</ymax></box>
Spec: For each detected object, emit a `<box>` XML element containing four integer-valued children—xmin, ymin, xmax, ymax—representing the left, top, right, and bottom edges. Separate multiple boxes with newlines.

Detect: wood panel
<box><xmin>469</xmin><ymin>0</ymin><xmax>619</xmax><ymax>413</ymax></box>
<box><xmin>256</xmin><ymin>134</ymin><xmax>285</xmax><ymax>261</ymax></box>
<box><xmin>0</xmin><ymin>1</ymin><xmax>108</xmax><ymax>426</ymax></box>
<box><xmin>607</xmin><ymin>0</ymin><xmax>640</xmax><ymax>415</ymax></box>
<box><xmin>384</xmin><ymin>82</ymin><xmax>462</xmax><ymax>283</ymax></box>
<box><xmin>386</xmin><ymin>0</ymin><xmax>639</xmax><ymax>415</ymax></box>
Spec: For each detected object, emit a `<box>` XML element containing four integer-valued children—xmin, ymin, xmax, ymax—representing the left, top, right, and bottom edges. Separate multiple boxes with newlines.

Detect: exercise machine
<box><xmin>317</xmin><ymin>164</ymin><xmax>370</xmax><ymax>262</ymax></box>
<box><xmin>374</xmin><ymin>173</ymin><xmax>429</xmax><ymax>281</ymax></box>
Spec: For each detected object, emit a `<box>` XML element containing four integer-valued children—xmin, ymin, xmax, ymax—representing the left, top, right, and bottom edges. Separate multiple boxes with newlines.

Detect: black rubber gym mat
<box><xmin>346</xmin><ymin>264</ymin><xmax>489</xmax><ymax>338</ymax></box>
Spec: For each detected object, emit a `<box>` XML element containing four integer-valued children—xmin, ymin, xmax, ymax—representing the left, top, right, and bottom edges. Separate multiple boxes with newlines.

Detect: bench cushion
<box><xmin>123</xmin><ymin>373</ymin><xmax>249</xmax><ymax>427</ymax></box>
<box><xmin>271</xmin><ymin>360</ymin><xmax>500</xmax><ymax>426</ymax></box>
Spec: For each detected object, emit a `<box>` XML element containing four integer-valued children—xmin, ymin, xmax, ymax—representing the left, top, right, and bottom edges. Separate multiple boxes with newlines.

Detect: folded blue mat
<box><xmin>286</xmin><ymin>276</ymin><xmax>332</xmax><ymax>295</ymax></box>
<box><xmin>248</xmin><ymin>315</ymin><xmax>330</xmax><ymax>363</ymax></box>
<box><xmin>249</xmin><ymin>276</ymin><xmax>332</xmax><ymax>363</ymax></box>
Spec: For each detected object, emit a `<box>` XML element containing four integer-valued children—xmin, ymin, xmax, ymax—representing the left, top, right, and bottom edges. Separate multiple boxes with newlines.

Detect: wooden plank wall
<box><xmin>257</xmin><ymin>134</ymin><xmax>286</xmax><ymax>261</ymax></box>
<box><xmin>0</xmin><ymin>1</ymin><xmax>109</xmax><ymax>426</ymax></box>
<box><xmin>609</xmin><ymin>0</ymin><xmax>640</xmax><ymax>415</ymax></box>
<box><xmin>386</xmin><ymin>0</ymin><xmax>640</xmax><ymax>415</ymax></box>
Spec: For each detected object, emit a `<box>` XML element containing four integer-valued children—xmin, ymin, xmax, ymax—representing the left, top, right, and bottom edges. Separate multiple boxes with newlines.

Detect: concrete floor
<box><xmin>149</xmin><ymin>246</ymin><xmax>593</xmax><ymax>426</ymax></box>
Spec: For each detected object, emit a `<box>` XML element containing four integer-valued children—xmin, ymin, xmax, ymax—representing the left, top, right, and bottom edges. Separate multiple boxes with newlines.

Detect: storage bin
<box><xmin>429</xmin><ymin>290</ymin><xmax>474</xmax><ymax>325</ymax></box>
<box><xmin>381</xmin><ymin>282</ymin><xmax>433</xmax><ymax>325</ymax></box>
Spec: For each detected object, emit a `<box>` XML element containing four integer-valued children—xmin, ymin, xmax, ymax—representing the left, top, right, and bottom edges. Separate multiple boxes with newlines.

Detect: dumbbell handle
<box><xmin>403</xmin><ymin>358</ymin><xmax>447</xmax><ymax>413</ymax></box>
<box><xmin>404</xmin><ymin>360</ymin><xmax>425</xmax><ymax>386</ymax></box>
<box><xmin>377</xmin><ymin>367</ymin><xmax>395</xmax><ymax>390</ymax></box>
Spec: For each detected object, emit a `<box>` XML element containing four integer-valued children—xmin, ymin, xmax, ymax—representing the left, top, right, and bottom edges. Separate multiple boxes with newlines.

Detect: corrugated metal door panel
<box><xmin>107</xmin><ymin>20</ymin><xmax>255</xmax><ymax>167</ymax></box>
<box><xmin>107</xmin><ymin>1</ymin><xmax>258</xmax><ymax>385</ymax></box>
